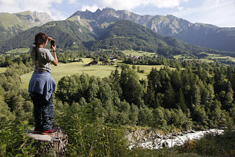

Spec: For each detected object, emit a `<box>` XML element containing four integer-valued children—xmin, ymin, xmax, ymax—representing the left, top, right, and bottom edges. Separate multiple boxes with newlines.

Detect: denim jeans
<box><xmin>31</xmin><ymin>92</ymin><xmax>53</xmax><ymax>131</ymax></box>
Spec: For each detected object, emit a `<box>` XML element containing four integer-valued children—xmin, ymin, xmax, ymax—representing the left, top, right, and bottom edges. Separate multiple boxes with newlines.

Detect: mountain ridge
<box><xmin>0</xmin><ymin>8</ymin><xmax>235</xmax><ymax>54</ymax></box>
<box><xmin>91</xmin><ymin>20</ymin><xmax>219</xmax><ymax>57</ymax></box>
<box><xmin>0</xmin><ymin>19</ymin><xmax>221</xmax><ymax>58</ymax></box>
<box><xmin>68</xmin><ymin>8</ymin><xmax>235</xmax><ymax>52</ymax></box>
<box><xmin>0</xmin><ymin>11</ymin><xmax>53</xmax><ymax>42</ymax></box>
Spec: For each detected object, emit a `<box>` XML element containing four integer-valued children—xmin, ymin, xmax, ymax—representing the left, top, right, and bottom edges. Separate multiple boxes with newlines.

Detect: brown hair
<box><xmin>33</xmin><ymin>32</ymin><xmax>48</xmax><ymax>71</ymax></box>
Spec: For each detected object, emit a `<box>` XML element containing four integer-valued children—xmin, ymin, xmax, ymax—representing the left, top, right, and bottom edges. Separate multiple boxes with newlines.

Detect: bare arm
<box><xmin>51</xmin><ymin>45</ymin><xmax>58</xmax><ymax>66</ymax></box>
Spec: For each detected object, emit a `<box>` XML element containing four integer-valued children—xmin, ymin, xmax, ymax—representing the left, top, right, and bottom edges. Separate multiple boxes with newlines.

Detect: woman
<box><xmin>28</xmin><ymin>32</ymin><xmax>58</xmax><ymax>135</ymax></box>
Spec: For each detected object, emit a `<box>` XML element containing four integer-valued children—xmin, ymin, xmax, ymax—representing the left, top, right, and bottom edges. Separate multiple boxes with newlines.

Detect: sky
<box><xmin>0</xmin><ymin>0</ymin><xmax>234</xmax><ymax>27</ymax></box>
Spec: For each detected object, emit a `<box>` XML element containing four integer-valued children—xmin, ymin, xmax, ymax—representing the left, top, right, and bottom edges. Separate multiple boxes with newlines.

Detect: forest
<box><xmin>1</xmin><ymin>53</ymin><xmax>235</xmax><ymax>156</ymax></box>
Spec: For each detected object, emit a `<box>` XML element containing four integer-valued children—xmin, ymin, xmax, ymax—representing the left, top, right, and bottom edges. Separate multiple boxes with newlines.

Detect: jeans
<box><xmin>31</xmin><ymin>92</ymin><xmax>53</xmax><ymax>131</ymax></box>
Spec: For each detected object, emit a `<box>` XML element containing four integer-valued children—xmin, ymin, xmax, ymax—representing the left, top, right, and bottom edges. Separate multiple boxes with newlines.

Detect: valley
<box><xmin>1</xmin><ymin>8</ymin><xmax>235</xmax><ymax>157</ymax></box>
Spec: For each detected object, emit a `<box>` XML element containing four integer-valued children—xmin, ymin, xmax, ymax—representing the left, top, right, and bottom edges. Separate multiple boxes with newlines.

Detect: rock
<box><xmin>178</xmin><ymin>132</ymin><xmax>184</xmax><ymax>136</ymax></box>
<box><xmin>190</xmin><ymin>130</ymin><xmax>196</xmax><ymax>133</ymax></box>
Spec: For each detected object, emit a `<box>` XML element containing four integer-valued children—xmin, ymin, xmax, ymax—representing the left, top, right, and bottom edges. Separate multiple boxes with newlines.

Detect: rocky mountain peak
<box><xmin>15</xmin><ymin>11</ymin><xmax>53</xmax><ymax>27</ymax></box>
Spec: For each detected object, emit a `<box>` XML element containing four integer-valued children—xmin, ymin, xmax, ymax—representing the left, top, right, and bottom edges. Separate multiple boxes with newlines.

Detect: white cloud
<box><xmin>95</xmin><ymin>0</ymin><xmax>188</xmax><ymax>10</ymax></box>
<box><xmin>68</xmin><ymin>0</ymin><xmax>76</xmax><ymax>4</ymax></box>
<box><xmin>173</xmin><ymin>0</ymin><xmax>235</xmax><ymax>27</ymax></box>
<box><xmin>81</xmin><ymin>4</ymin><xmax>99</xmax><ymax>12</ymax></box>
<box><xmin>0</xmin><ymin>0</ymin><xmax>64</xmax><ymax>20</ymax></box>
<box><xmin>0</xmin><ymin>0</ymin><xmax>21</xmax><ymax>13</ymax></box>
<box><xmin>178</xmin><ymin>7</ymin><xmax>184</xmax><ymax>11</ymax></box>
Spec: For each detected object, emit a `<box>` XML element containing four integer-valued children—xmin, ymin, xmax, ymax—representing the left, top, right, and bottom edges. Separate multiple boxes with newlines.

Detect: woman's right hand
<box><xmin>51</xmin><ymin>44</ymin><xmax>56</xmax><ymax>52</ymax></box>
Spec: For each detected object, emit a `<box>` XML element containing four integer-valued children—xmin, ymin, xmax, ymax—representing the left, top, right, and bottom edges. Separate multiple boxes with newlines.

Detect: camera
<box><xmin>50</xmin><ymin>40</ymin><xmax>55</xmax><ymax>48</ymax></box>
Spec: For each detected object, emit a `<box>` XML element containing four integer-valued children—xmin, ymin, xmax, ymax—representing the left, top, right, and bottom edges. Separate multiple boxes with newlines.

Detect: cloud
<box><xmin>94</xmin><ymin>0</ymin><xmax>188</xmax><ymax>10</ymax></box>
<box><xmin>81</xmin><ymin>4</ymin><xmax>99</xmax><ymax>12</ymax></box>
<box><xmin>0</xmin><ymin>0</ymin><xmax>21</xmax><ymax>13</ymax></box>
<box><xmin>68</xmin><ymin>0</ymin><xmax>76</xmax><ymax>4</ymax></box>
<box><xmin>173</xmin><ymin>0</ymin><xmax>235</xmax><ymax>27</ymax></box>
<box><xmin>0</xmin><ymin>0</ymin><xmax>64</xmax><ymax>20</ymax></box>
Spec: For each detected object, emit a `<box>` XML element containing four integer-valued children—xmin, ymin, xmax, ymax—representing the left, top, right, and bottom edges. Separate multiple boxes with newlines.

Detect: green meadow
<box><xmin>5</xmin><ymin>48</ymin><xmax>30</xmax><ymax>54</ymax></box>
<box><xmin>0</xmin><ymin>67</ymin><xmax>6</xmax><ymax>73</ymax></box>
<box><xmin>122</xmin><ymin>50</ymin><xmax>156</xmax><ymax>56</ymax></box>
<box><xmin>174</xmin><ymin>52</ymin><xmax>235</xmax><ymax>63</ymax></box>
<box><xmin>20</xmin><ymin>58</ymin><xmax>166</xmax><ymax>89</ymax></box>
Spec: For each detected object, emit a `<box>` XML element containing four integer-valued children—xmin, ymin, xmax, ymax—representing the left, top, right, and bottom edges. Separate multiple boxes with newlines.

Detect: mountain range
<box><xmin>0</xmin><ymin>8</ymin><xmax>234</xmax><ymax>56</ymax></box>
<box><xmin>68</xmin><ymin>8</ymin><xmax>235</xmax><ymax>52</ymax></box>
<box><xmin>0</xmin><ymin>11</ymin><xmax>53</xmax><ymax>43</ymax></box>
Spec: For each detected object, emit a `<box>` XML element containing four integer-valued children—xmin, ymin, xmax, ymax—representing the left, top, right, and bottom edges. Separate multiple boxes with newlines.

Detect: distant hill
<box><xmin>69</xmin><ymin>8</ymin><xmax>235</xmax><ymax>52</ymax></box>
<box><xmin>0</xmin><ymin>20</ymin><xmax>96</xmax><ymax>53</ymax></box>
<box><xmin>0</xmin><ymin>11</ymin><xmax>53</xmax><ymax>42</ymax></box>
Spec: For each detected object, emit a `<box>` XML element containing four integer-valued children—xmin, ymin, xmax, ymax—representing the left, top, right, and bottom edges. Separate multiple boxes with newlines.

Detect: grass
<box><xmin>134</xmin><ymin>65</ymin><xmax>166</xmax><ymax>80</ymax></box>
<box><xmin>122</xmin><ymin>50</ymin><xmax>156</xmax><ymax>57</ymax></box>
<box><xmin>0</xmin><ymin>13</ymin><xmax>24</xmax><ymax>29</ymax></box>
<box><xmin>20</xmin><ymin>58</ymin><xmax>168</xmax><ymax>89</ymax></box>
<box><xmin>0</xmin><ymin>67</ymin><xmax>6</xmax><ymax>73</ymax></box>
<box><xmin>5</xmin><ymin>48</ymin><xmax>30</xmax><ymax>54</ymax></box>
<box><xmin>174</xmin><ymin>52</ymin><xmax>235</xmax><ymax>63</ymax></box>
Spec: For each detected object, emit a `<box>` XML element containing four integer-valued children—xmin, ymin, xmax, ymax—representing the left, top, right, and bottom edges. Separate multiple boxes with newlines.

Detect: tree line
<box><xmin>56</xmin><ymin>61</ymin><xmax>235</xmax><ymax>131</ymax></box>
<box><xmin>1</xmin><ymin>54</ymin><xmax>235</xmax><ymax>155</ymax></box>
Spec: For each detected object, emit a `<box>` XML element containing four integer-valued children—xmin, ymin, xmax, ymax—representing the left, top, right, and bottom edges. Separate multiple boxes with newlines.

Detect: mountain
<box><xmin>0</xmin><ymin>19</ymin><xmax>220</xmax><ymax>58</ymax></box>
<box><xmin>0</xmin><ymin>20</ymin><xmax>96</xmax><ymax>53</ymax></box>
<box><xmin>68</xmin><ymin>8</ymin><xmax>235</xmax><ymax>52</ymax></box>
<box><xmin>0</xmin><ymin>11</ymin><xmax>53</xmax><ymax>42</ymax></box>
<box><xmin>92</xmin><ymin>20</ymin><xmax>219</xmax><ymax>57</ymax></box>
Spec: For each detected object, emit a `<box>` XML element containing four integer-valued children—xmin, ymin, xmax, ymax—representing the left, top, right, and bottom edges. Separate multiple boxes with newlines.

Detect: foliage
<box><xmin>176</xmin><ymin>130</ymin><xmax>235</xmax><ymax>156</ymax></box>
<box><xmin>0</xmin><ymin>120</ymin><xmax>36</xmax><ymax>156</ymax></box>
<box><xmin>2</xmin><ymin>53</ymin><xmax>235</xmax><ymax>156</ymax></box>
<box><xmin>56</xmin><ymin>102</ymin><xmax>129</xmax><ymax>156</ymax></box>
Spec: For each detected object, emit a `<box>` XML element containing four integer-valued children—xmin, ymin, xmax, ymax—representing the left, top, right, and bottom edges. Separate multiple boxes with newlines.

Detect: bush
<box><xmin>0</xmin><ymin>120</ymin><xmax>36</xmax><ymax>156</ymax></box>
<box><xmin>176</xmin><ymin>130</ymin><xmax>235</xmax><ymax>156</ymax></box>
<box><xmin>56</xmin><ymin>102</ymin><xmax>129</xmax><ymax>156</ymax></box>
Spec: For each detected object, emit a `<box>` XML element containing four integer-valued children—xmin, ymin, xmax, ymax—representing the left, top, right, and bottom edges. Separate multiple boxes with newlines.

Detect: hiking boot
<box><xmin>41</xmin><ymin>130</ymin><xmax>49</xmax><ymax>135</ymax></box>
<box><xmin>33</xmin><ymin>128</ymin><xmax>42</xmax><ymax>134</ymax></box>
<box><xmin>48</xmin><ymin>129</ymin><xmax>57</xmax><ymax>133</ymax></box>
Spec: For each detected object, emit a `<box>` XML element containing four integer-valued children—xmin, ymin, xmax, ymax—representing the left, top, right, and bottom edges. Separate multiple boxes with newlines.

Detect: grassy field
<box><xmin>174</xmin><ymin>53</ymin><xmax>235</xmax><ymax>63</ymax></box>
<box><xmin>122</xmin><ymin>50</ymin><xmax>156</xmax><ymax>57</ymax></box>
<box><xmin>0</xmin><ymin>67</ymin><xmax>6</xmax><ymax>73</ymax></box>
<box><xmin>5</xmin><ymin>48</ymin><xmax>30</xmax><ymax>54</ymax></box>
<box><xmin>20</xmin><ymin>58</ymin><xmax>166</xmax><ymax>89</ymax></box>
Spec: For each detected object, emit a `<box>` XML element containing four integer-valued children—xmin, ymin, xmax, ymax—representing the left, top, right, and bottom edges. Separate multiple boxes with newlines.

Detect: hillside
<box><xmin>69</xmin><ymin>8</ymin><xmax>235</xmax><ymax>52</ymax></box>
<box><xmin>91</xmin><ymin>20</ymin><xmax>219</xmax><ymax>56</ymax></box>
<box><xmin>0</xmin><ymin>19</ymin><xmax>224</xmax><ymax>57</ymax></box>
<box><xmin>0</xmin><ymin>20</ymin><xmax>96</xmax><ymax>53</ymax></box>
<box><xmin>0</xmin><ymin>11</ymin><xmax>53</xmax><ymax>43</ymax></box>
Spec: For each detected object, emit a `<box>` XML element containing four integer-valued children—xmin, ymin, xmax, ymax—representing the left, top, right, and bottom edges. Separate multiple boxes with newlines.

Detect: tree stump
<box><xmin>26</xmin><ymin>126</ymin><xmax>68</xmax><ymax>156</ymax></box>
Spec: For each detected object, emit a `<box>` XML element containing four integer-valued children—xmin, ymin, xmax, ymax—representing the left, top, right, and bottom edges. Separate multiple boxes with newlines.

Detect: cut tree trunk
<box><xmin>26</xmin><ymin>126</ymin><xmax>67</xmax><ymax>156</ymax></box>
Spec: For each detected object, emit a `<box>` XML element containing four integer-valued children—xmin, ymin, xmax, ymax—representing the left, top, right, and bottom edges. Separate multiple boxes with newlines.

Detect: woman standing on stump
<box><xmin>28</xmin><ymin>32</ymin><xmax>58</xmax><ymax>135</ymax></box>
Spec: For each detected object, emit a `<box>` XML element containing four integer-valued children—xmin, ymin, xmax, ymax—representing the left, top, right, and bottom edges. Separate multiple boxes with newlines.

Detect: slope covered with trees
<box><xmin>0</xmin><ymin>20</ymin><xmax>96</xmax><ymax>53</ymax></box>
<box><xmin>0</xmin><ymin>19</ymin><xmax>226</xmax><ymax>59</ymax></box>
<box><xmin>0</xmin><ymin>11</ymin><xmax>53</xmax><ymax>43</ymax></box>
<box><xmin>69</xmin><ymin>8</ymin><xmax>235</xmax><ymax>52</ymax></box>
<box><xmin>55</xmin><ymin>61</ymin><xmax>235</xmax><ymax>130</ymax></box>
<box><xmin>91</xmin><ymin>20</ymin><xmax>221</xmax><ymax>57</ymax></box>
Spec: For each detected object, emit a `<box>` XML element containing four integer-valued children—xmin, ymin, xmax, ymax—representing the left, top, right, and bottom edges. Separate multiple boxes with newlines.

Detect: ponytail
<box><xmin>33</xmin><ymin>32</ymin><xmax>48</xmax><ymax>72</ymax></box>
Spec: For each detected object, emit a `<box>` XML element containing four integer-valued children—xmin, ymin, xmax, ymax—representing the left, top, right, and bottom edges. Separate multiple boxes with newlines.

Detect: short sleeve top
<box><xmin>30</xmin><ymin>46</ymin><xmax>54</xmax><ymax>73</ymax></box>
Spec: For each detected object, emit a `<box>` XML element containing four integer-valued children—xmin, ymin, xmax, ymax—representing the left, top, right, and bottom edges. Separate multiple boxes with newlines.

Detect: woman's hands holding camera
<box><xmin>48</xmin><ymin>37</ymin><xmax>56</xmax><ymax>52</ymax></box>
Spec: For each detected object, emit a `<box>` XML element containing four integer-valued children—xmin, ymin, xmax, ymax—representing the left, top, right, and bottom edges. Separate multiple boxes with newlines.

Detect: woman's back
<box><xmin>31</xmin><ymin>47</ymin><xmax>54</xmax><ymax>73</ymax></box>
